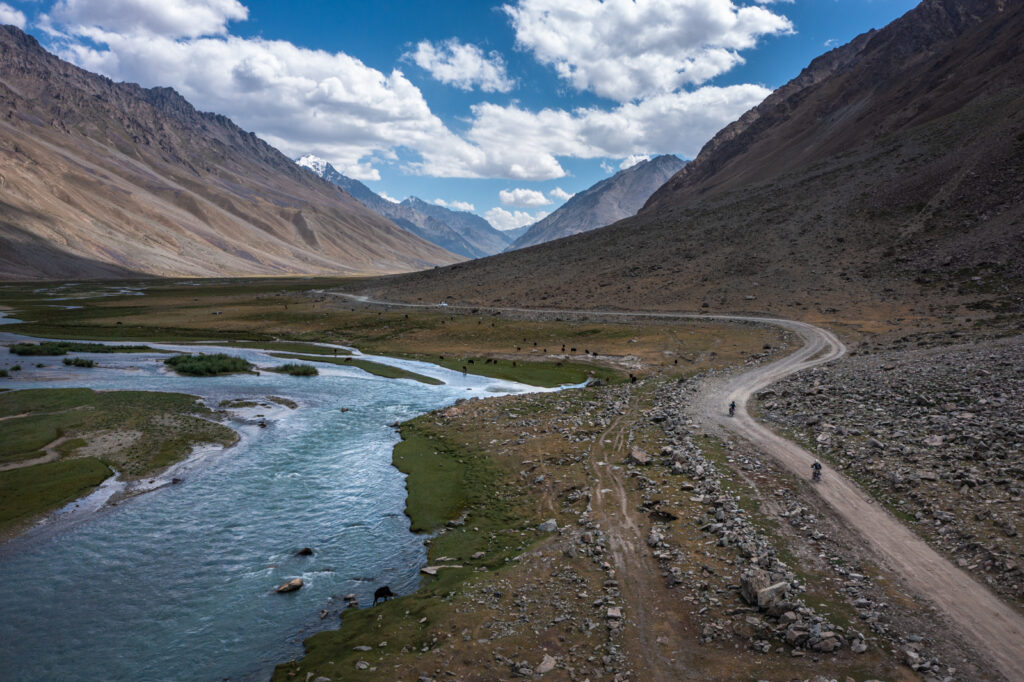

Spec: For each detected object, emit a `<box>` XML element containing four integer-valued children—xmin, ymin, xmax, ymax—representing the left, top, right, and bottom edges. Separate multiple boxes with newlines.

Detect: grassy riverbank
<box><xmin>267</xmin><ymin>352</ymin><xmax>443</xmax><ymax>385</ymax></box>
<box><xmin>273</xmin><ymin>400</ymin><xmax>568</xmax><ymax>680</ymax></box>
<box><xmin>0</xmin><ymin>388</ymin><xmax>238</xmax><ymax>538</ymax></box>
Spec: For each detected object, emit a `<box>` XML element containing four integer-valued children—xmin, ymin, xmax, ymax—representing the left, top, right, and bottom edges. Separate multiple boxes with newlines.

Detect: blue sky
<box><xmin>2</xmin><ymin>0</ymin><xmax>918</xmax><ymax>229</ymax></box>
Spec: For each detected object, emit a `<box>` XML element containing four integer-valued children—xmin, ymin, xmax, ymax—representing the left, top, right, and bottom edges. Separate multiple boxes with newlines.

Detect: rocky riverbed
<box><xmin>756</xmin><ymin>335</ymin><xmax>1024</xmax><ymax>608</ymax></box>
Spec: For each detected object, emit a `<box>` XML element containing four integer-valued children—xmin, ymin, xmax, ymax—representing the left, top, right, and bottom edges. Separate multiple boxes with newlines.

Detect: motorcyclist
<box><xmin>728</xmin><ymin>400</ymin><xmax>736</xmax><ymax>416</ymax></box>
<box><xmin>812</xmin><ymin>460</ymin><xmax>822</xmax><ymax>480</ymax></box>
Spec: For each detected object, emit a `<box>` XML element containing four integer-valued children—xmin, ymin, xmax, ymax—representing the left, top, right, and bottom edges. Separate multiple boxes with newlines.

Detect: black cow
<box><xmin>373</xmin><ymin>585</ymin><xmax>395</xmax><ymax>605</ymax></box>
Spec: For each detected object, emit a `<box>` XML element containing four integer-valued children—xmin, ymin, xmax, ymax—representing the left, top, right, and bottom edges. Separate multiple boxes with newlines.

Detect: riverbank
<box><xmin>0</xmin><ymin>386</ymin><xmax>240</xmax><ymax>540</ymax></box>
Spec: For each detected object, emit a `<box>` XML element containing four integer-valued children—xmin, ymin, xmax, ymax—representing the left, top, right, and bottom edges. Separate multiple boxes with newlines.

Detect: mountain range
<box><xmin>358</xmin><ymin>0</ymin><xmax>1023</xmax><ymax>324</ymax></box>
<box><xmin>296</xmin><ymin>155</ymin><xmax>510</xmax><ymax>259</ymax></box>
<box><xmin>507</xmin><ymin>155</ymin><xmax>685</xmax><ymax>251</ymax></box>
<box><xmin>0</xmin><ymin>26</ymin><xmax>459</xmax><ymax>280</ymax></box>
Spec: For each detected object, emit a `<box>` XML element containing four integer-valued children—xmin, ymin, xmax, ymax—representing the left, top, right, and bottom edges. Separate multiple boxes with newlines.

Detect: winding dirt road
<box><xmin>330</xmin><ymin>293</ymin><xmax>1024</xmax><ymax>679</ymax></box>
<box><xmin>705</xmin><ymin>317</ymin><xmax>1024</xmax><ymax>682</ymax></box>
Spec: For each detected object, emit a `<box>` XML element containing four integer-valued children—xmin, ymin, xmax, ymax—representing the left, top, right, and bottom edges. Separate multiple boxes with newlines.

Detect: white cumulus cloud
<box><xmin>464</xmin><ymin>84</ymin><xmax>770</xmax><ymax>178</ymax></box>
<box><xmin>619</xmin><ymin>154</ymin><xmax>650</xmax><ymax>170</ymax></box>
<box><xmin>0</xmin><ymin>3</ymin><xmax>26</xmax><ymax>28</ymax></box>
<box><xmin>549</xmin><ymin>187</ymin><xmax>572</xmax><ymax>201</ymax></box>
<box><xmin>485</xmin><ymin>207</ymin><xmax>547</xmax><ymax>231</ymax></box>
<box><xmin>499</xmin><ymin>188</ymin><xmax>551</xmax><ymax>207</ymax></box>
<box><xmin>47</xmin><ymin>0</ymin><xmax>247</xmax><ymax>38</ymax></box>
<box><xmin>377</xmin><ymin>190</ymin><xmax>401</xmax><ymax>203</ymax></box>
<box><xmin>50</xmin><ymin>27</ymin><xmax>487</xmax><ymax>180</ymax></box>
<box><xmin>433</xmin><ymin>198</ymin><xmax>475</xmax><ymax>211</ymax></box>
<box><xmin>38</xmin><ymin>3</ymin><xmax>772</xmax><ymax>181</ymax></box>
<box><xmin>406</xmin><ymin>38</ymin><xmax>514</xmax><ymax>93</ymax></box>
<box><xmin>503</xmin><ymin>0</ymin><xmax>792</xmax><ymax>102</ymax></box>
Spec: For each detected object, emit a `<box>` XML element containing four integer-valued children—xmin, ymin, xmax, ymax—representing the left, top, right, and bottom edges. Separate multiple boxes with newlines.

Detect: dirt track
<box><xmin>703</xmin><ymin>317</ymin><xmax>1024</xmax><ymax>682</ymax></box>
<box><xmin>330</xmin><ymin>293</ymin><xmax>1024</xmax><ymax>680</ymax></box>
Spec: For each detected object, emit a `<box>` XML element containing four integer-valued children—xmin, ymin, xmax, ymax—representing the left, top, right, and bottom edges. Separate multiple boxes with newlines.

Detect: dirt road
<box><xmin>330</xmin><ymin>293</ymin><xmax>1024</xmax><ymax>679</ymax></box>
<box><xmin>704</xmin><ymin>317</ymin><xmax>1024</xmax><ymax>682</ymax></box>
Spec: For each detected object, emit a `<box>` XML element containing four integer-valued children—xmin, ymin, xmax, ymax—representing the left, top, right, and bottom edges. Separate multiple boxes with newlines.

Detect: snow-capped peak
<box><xmin>296</xmin><ymin>154</ymin><xmax>328</xmax><ymax>177</ymax></box>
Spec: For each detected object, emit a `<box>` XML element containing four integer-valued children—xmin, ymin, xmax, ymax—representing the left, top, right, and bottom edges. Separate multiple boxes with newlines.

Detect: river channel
<box><xmin>0</xmin><ymin>332</ymin><xmax>553</xmax><ymax>681</ymax></box>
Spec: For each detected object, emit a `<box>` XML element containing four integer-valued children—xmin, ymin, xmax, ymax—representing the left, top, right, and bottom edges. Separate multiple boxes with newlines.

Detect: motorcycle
<box><xmin>812</xmin><ymin>468</ymin><xmax>822</xmax><ymax>482</ymax></box>
<box><xmin>728</xmin><ymin>401</ymin><xmax>736</xmax><ymax>417</ymax></box>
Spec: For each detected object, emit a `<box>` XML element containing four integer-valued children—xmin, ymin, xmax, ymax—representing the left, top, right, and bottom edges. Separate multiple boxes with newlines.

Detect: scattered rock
<box><xmin>538</xmin><ymin>519</ymin><xmax>558</xmax><ymax>533</ymax></box>
<box><xmin>275</xmin><ymin>578</ymin><xmax>303</xmax><ymax>593</ymax></box>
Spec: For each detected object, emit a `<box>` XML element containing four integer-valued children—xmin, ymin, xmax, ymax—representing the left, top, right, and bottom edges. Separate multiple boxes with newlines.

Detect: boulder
<box><xmin>538</xmin><ymin>519</ymin><xmax>558</xmax><ymax>533</ymax></box>
<box><xmin>275</xmin><ymin>578</ymin><xmax>303</xmax><ymax>593</ymax></box>
<box><xmin>757</xmin><ymin>582</ymin><xmax>789</xmax><ymax>610</ymax></box>
<box><xmin>627</xmin><ymin>446</ymin><xmax>651</xmax><ymax>465</ymax></box>
<box><xmin>296</xmin><ymin>547</ymin><xmax>314</xmax><ymax>556</ymax></box>
<box><xmin>536</xmin><ymin>654</ymin><xmax>556</xmax><ymax>674</ymax></box>
<box><xmin>739</xmin><ymin>569</ymin><xmax>772</xmax><ymax>606</ymax></box>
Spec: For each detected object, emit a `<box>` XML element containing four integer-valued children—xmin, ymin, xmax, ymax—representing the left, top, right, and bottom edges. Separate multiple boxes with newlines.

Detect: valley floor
<box><xmin>2</xmin><ymin>279</ymin><xmax>1020</xmax><ymax>680</ymax></box>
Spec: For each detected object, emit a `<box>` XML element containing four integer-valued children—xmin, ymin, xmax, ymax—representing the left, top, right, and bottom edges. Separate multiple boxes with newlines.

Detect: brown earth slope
<box><xmin>357</xmin><ymin>0</ymin><xmax>1023</xmax><ymax>331</ymax></box>
<box><xmin>0</xmin><ymin>26</ymin><xmax>460</xmax><ymax>280</ymax></box>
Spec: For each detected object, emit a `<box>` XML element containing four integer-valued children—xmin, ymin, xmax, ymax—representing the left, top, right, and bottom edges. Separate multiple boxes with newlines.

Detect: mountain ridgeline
<box><xmin>296</xmin><ymin>155</ymin><xmax>511</xmax><ymax>259</ymax></box>
<box><xmin>357</xmin><ymin>0</ymin><xmax>1023</xmax><ymax>324</ymax></box>
<box><xmin>508</xmin><ymin>155</ymin><xmax>685</xmax><ymax>251</ymax></box>
<box><xmin>0</xmin><ymin>26</ymin><xmax>459</xmax><ymax>280</ymax></box>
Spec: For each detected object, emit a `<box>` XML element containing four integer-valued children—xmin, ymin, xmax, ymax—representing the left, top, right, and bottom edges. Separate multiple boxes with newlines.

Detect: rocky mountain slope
<box><xmin>508</xmin><ymin>155</ymin><xmax>684</xmax><ymax>250</ymax></box>
<box><xmin>0</xmin><ymin>26</ymin><xmax>459</xmax><ymax>280</ymax></box>
<box><xmin>297</xmin><ymin>155</ymin><xmax>510</xmax><ymax>259</ymax></box>
<box><xmin>401</xmin><ymin>197</ymin><xmax>510</xmax><ymax>257</ymax></box>
<box><xmin>358</xmin><ymin>0</ymin><xmax>1023</xmax><ymax>333</ymax></box>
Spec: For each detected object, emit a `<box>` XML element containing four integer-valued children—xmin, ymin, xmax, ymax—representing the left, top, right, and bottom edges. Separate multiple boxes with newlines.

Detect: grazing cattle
<box><xmin>373</xmin><ymin>586</ymin><xmax>395</xmax><ymax>605</ymax></box>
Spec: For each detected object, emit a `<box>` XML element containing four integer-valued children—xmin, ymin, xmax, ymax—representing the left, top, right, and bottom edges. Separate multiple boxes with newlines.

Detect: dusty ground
<box><xmin>275</xmin><ymin>307</ymin><xmax>1016</xmax><ymax>681</ymax></box>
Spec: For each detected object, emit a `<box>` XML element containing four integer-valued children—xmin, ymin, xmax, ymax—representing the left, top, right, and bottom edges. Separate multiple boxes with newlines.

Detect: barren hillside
<box><xmin>0</xmin><ymin>26</ymin><xmax>460</xmax><ymax>280</ymax></box>
<box><xmin>355</xmin><ymin>0</ymin><xmax>1023</xmax><ymax>335</ymax></box>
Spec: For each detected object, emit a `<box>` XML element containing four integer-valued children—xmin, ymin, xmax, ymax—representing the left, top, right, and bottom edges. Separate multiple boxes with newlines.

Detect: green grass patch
<box><xmin>268</xmin><ymin>352</ymin><xmax>443</xmax><ymax>385</ymax></box>
<box><xmin>164</xmin><ymin>353</ymin><xmax>253</xmax><ymax>376</ymax></box>
<box><xmin>393</xmin><ymin>429</ymin><xmax>469</xmax><ymax>533</ymax></box>
<box><xmin>62</xmin><ymin>357</ymin><xmax>96</xmax><ymax>368</ymax></box>
<box><xmin>0</xmin><ymin>457</ymin><xmax>112</xmax><ymax>535</ymax></box>
<box><xmin>0</xmin><ymin>388</ymin><xmax>237</xmax><ymax>477</ymax></box>
<box><xmin>9</xmin><ymin>341</ymin><xmax>153</xmax><ymax>356</ymax></box>
<box><xmin>267</xmin><ymin>395</ymin><xmax>298</xmax><ymax>409</ymax></box>
<box><xmin>267</xmin><ymin>363</ymin><xmax>318</xmax><ymax>376</ymax></box>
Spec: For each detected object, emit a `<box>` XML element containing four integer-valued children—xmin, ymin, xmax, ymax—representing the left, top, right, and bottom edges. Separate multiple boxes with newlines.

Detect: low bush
<box><xmin>271</xmin><ymin>363</ymin><xmax>318</xmax><ymax>376</ymax></box>
<box><xmin>164</xmin><ymin>353</ymin><xmax>253</xmax><ymax>376</ymax></box>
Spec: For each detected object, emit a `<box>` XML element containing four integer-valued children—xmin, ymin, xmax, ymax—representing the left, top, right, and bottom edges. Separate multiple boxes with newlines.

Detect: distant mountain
<box><xmin>401</xmin><ymin>197</ymin><xmax>510</xmax><ymax>257</ymax></box>
<box><xmin>508</xmin><ymin>155</ymin><xmax>685</xmax><ymax>250</ymax></box>
<box><xmin>499</xmin><ymin>224</ymin><xmax>532</xmax><ymax>242</ymax></box>
<box><xmin>0</xmin><ymin>26</ymin><xmax>458</xmax><ymax>280</ymax></box>
<box><xmin>356</xmin><ymin>0</ymin><xmax>1023</xmax><ymax>323</ymax></box>
<box><xmin>297</xmin><ymin>156</ymin><xmax>509</xmax><ymax>259</ymax></box>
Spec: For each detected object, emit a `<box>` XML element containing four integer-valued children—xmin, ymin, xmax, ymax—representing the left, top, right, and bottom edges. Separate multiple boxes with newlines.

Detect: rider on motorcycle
<box><xmin>728</xmin><ymin>400</ymin><xmax>736</xmax><ymax>416</ymax></box>
<box><xmin>812</xmin><ymin>460</ymin><xmax>822</xmax><ymax>480</ymax></box>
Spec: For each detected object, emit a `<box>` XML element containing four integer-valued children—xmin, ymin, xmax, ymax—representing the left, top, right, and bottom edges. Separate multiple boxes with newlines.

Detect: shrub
<box><xmin>164</xmin><ymin>353</ymin><xmax>253</xmax><ymax>376</ymax></box>
<box><xmin>10</xmin><ymin>341</ymin><xmax>151</xmax><ymax>356</ymax></box>
<box><xmin>62</xmin><ymin>358</ymin><xmax>95</xmax><ymax>368</ymax></box>
<box><xmin>273</xmin><ymin>363</ymin><xmax>318</xmax><ymax>376</ymax></box>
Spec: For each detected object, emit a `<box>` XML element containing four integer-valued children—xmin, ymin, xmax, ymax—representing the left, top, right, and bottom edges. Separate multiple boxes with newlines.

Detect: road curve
<box><xmin>328</xmin><ymin>292</ymin><xmax>1024</xmax><ymax>680</ymax></box>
